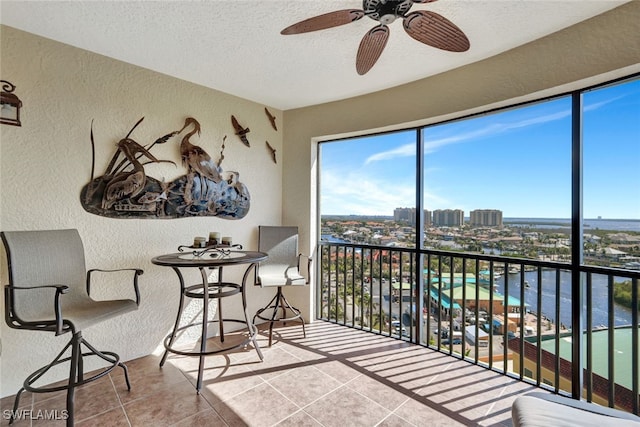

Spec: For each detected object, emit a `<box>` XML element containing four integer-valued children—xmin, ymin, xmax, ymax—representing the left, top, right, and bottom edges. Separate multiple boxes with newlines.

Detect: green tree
<box><xmin>613</xmin><ymin>280</ymin><xmax>639</xmax><ymax>310</ymax></box>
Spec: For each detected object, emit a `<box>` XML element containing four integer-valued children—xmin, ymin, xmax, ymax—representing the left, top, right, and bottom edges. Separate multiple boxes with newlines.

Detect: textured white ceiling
<box><xmin>0</xmin><ymin>0</ymin><xmax>630</xmax><ymax>110</ymax></box>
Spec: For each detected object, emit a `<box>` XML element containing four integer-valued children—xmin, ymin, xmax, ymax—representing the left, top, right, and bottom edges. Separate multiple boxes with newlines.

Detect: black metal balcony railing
<box><xmin>316</xmin><ymin>241</ymin><xmax>640</xmax><ymax>415</ymax></box>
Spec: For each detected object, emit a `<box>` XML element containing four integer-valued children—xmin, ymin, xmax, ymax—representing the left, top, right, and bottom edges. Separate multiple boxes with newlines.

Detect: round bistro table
<box><xmin>151</xmin><ymin>249</ymin><xmax>268</xmax><ymax>392</ymax></box>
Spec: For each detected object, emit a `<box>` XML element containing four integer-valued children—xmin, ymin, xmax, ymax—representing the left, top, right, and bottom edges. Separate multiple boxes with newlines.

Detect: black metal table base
<box><xmin>155</xmin><ymin>258</ymin><xmax>265</xmax><ymax>393</ymax></box>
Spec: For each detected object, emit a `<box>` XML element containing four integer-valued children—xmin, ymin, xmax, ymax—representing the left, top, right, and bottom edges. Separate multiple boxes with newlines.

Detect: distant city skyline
<box><xmin>322</xmin><ymin>212</ymin><xmax>640</xmax><ymax>222</ymax></box>
<box><xmin>322</xmin><ymin>212</ymin><xmax>640</xmax><ymax>232</ymax></box>
<box><xmin>320</xmin><ymin>77</ymin><xmax>639</xmax><ymax>220</ymax></box>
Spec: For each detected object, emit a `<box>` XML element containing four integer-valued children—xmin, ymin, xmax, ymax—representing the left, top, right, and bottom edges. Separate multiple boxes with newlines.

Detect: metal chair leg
<box><xmin>66</xmin><ymin>333</ymin><xmax>81</xmax><ymax>426</ymax></box>
<box><xmin>254</xmin><ymin>287</ymin><xmax>306</xmax><ymax>346</ymax></box>
<box><xmin>277</xmin><ymin>290</ymin><xmax>306</xmax><ymax>338</ymax></box>
<box><xmin>8</xmin><ymin>332</ymin><xmax>127</xmax><ymax>427</ymax></box>
<box><xmin>268</xmin><ymin>288</ymin><xmax>283</xmax><ymax>347</ymax></box>
<box><xmin>8</xmin><ymin>388</ymin><xmax>25</xmax><ymax>425</ymax></box>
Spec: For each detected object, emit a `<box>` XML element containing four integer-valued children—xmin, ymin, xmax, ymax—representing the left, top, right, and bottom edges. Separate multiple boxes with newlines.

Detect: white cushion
<box><xmin>512</xmin><ymin>393</ymin><xmax>640</xmax><ymax>427</ymax></box>
<box><xmin>258</xmin><ymin>264</ymin><xmax>306</xmax><ymax>287</ymax></box>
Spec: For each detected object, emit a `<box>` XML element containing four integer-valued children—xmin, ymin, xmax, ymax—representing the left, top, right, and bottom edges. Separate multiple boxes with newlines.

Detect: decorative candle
<box><xmin>208</xmin><ymin>232</ymin><xmax>221</xmax><ymax>246</ymax></box>
<box><xmin>222</xmin><ymin>236</ymin><xmax>232</xmax><ymax>246</ymax></box>
<box><xmin>194</xmin><ymin>237</ymin><xmax>206</xmax><ymax>248</ymax></box>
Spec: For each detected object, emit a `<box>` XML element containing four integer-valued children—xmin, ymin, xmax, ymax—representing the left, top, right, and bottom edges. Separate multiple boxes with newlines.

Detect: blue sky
<box><xmin>320</xmin><ymin>77</ymin><xmax>639</xmax><ymax>219</ymax></box>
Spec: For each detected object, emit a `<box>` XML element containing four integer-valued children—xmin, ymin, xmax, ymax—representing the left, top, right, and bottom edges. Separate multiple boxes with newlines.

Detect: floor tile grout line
<box><xmin>26</xmin><ymin>373</ymin><xmax>130</xmax><ymax>426</ymax></box>
<box><xmin>259</xmin><ymin>381</ymin><xmax>306</xmax><ymax>425</ymax></box>
<box><xmin>172</xmin><ymin>360</ymin><xmax>266</xmax><ymax>410</ymax></box>
<box><xmin>374</xmin><ymin>411</ymin><xmax>418</xmax><ymax>427</ymax></box>
<box><xmin>484</xmin><ymin>384</ymin><xmax>508</xmax><ymax>418</ymax></box>
<box><xmin>113</xmin><ymin>367</ymin><xmax>192</xmax><ymax>407</ymax></box>
<box><xmin>283</xmin><ymin>375</ymin><xmax>349</xmax><ymax>411</ymax></box>
<box><xmin>268</xmin><ymin>408</ymin><xmax>324</xmax><ymax>427</ymax></box>
<box><xmin>167</xmin><ymin>407</ymin><xmax>229</xmax><ymax>427</ymax></box>
<box><xmin>339</xmin><ymin>379</ymin><xmax>394</xmax><ymax>418</ymax></box>
<box><xmin>106</xmin><ymin>372</ymin><xmax>133</xmax><ymax>427</ymax></box>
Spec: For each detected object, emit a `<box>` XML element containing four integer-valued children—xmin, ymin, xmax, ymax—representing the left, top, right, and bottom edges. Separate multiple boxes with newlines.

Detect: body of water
<box><xmin>495</xmin><ymin>270</ymin><xmax>635</xmax><ymax>330</ymax></box>
<box><xmin>322</xmin><ymin>234</ymin><xmax>354</xmax><ymax>244</ymax></box>
<box><xmin>504</xmin><ymin>218</ymin><xmax>640</xmax><ymax>232</ymax></box>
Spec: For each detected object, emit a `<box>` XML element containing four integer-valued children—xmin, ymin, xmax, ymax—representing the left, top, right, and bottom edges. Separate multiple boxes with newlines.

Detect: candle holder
<box><xmin>178</xmin><ymin>243</ymin><xmax>243</xmax><ymax>258</ymax></box>
<box><xmin>208</xmin><ymin>232</ymin><xmax>221</xmax><ymax>246</ymax></box>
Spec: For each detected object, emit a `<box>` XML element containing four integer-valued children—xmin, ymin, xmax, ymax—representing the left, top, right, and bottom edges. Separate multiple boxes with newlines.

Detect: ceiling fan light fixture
<box><xmin>379</xmin><ymin>14</ymin><xmax>398</xmax><ymax>25</ymax></box>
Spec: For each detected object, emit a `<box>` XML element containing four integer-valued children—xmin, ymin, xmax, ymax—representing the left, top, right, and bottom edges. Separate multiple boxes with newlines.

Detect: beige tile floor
<box><xmin>1</xmin><ymin>321</ymin><xmax>539</xmax><ymax>426</ymax></box>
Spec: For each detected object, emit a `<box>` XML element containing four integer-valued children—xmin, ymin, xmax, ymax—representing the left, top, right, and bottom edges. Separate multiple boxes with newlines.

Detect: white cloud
<box><xmin>364</xmin><ymin>143</ymin><xmax>415</xmax><ymax>165</ymax></box>
<box><xmin>321</xmin><ymin>169</ymin><xmax>415</xmax><ymax>215</ymax></box>
<box><xmin>423</xmin><ymin>109</ymin><xmax>571</xmax><ymax>153</ymax></box>
<box><xmin>358</xmin><ymin>92</ymin><xmax>625</xmax><ymax>167</ymax></box>
<box><xmin>363</xmin><ymin>107</ymin><xmax>575</xmax><ymax>164</ymax></box>
<box><xmin>583</xmin><ymin>94</ymin><xmax>624</xmax><ymax>112</ymax></box>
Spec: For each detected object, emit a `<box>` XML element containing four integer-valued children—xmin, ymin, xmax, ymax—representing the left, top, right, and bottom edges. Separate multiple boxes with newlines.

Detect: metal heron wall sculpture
<box><xmin>80</xmin><ymin>117</ymin><xmax>251</xmax><ymax>219</ymax></box>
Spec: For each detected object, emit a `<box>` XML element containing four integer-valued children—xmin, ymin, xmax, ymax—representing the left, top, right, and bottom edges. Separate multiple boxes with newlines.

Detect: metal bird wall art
<box><xmin>101</xmin><ymin>138</ymin><xmax>173</xmax><ymax>210</ymax></box>
<box><xmin>264</xmin><ymin>107</ymin><xmax>277</xmax><ymax>131</ymax></box>
<box><xmin>231</xmin><ymin>115</ymin><xmax>251</xmax><ymax>147</ymax></box>
<box><xmin>266</xmin><ymin>141</ymin><xmax>277</xmax><ymax>164</ymax></box>
<box><xmin>80</xmin><ymin>116</ymin><xmax>250</xmax><ymax>219</ymax></box>
<box><xmin>178</xmin><ymin>117</ymin><xmax>222</xmax><ymax>199</ymax></box>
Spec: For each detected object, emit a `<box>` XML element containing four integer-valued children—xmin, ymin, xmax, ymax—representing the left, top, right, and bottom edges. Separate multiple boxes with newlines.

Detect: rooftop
<box><xmin>535</xmin><ymin>327</ymin><xmax>640</xmax><ymax>391</ymax></box>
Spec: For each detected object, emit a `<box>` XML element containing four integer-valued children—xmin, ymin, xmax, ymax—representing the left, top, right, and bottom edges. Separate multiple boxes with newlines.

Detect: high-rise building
<box><xmin>424</xmin><ymin>209</ymin><xmax>431</xmax><ymax>227</ymax></box>
<box><xmin>394</xmin><ymin>208</ymin><xmax>432</xmax><ymax>226</ymax></box>
<box><xmin>394</xmin><ymin>207</ymin><xmax>413</xmax><ymax>223</ymax></box>
<box><xmin>432</xmin><ymin>209</ymin><xmax>464</xmax><ymax>227</ymax></box>
<box><xmin>470</xmin><ymin>209</ymin><xmax>503</xmax><ymax>227</ymax></box>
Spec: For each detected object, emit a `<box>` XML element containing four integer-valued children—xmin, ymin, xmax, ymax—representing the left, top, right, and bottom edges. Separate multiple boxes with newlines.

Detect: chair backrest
<box><xmin>257</xmin><ymin>226</ymin><xmax>304</xmax><ymax>286</ymax></box>
<box><xmin>2</xmin><ymin>229</ymin><xmax>89</xmax><ymax>323</ymax></box>
<box><xmin>258</xmin><ymin>226</ymin><xmax>298</xmax><ymax>267</ymax></box>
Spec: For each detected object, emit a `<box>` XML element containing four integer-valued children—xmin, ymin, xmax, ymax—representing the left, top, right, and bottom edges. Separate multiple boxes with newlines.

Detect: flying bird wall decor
<box><xmin>231</xmin><ymin>115</ymin><xmax>251</xmax><ymax>147</ymax></box>
<box><xmin>264</xmin><ymin>107</ymin><xmax>277</xmax><ymax>131</ymax></box>
<box><xmin>266</xmin><ymin>141</ymin><xmax>277</xmax><ymax>164</ymax></box>
<box><xmin>281</xmin><ymin>0</ymin><xmax>470</xmax><ymax>75</ymax></box>
<box><xmin>81</xmin><ymin>117</ymin><xmax>250</xmax><ymax>219</ymax></box>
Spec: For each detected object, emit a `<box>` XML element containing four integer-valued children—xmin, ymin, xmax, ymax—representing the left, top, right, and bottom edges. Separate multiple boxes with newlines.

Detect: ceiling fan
<box><xmin>281</xmin><ymin>0</ymin><xmax>470</xmax><ymax>75</ymax></box>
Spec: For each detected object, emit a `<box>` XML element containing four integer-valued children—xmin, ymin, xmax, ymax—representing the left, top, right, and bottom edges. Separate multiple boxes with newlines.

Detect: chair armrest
<box><xmin>6</xmin><ymin>284</ymin><xmax>69</xmax><ymax>335</ymax></box>
<box><xmin>297</xmin><ymin>253</ymin><xmax>313</xmax><ymax>284</ymax></box>
<box><xmin>86</xmin><ymin>268</ymin><xmax>143</xmax><ymax>306</ymax></box>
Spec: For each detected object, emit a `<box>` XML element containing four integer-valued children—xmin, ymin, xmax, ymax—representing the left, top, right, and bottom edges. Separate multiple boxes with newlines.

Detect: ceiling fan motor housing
<box><xmin>364</xmin><ymin>0</ymin><xmax>414</xmax><ymax>24</ymax></box>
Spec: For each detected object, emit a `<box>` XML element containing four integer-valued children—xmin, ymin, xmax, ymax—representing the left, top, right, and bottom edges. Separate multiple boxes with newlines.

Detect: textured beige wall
<box><xmin>0</xmin><ymin>26</ymin><xmax>283</xmax><ymax>396</ymax></box>
<box><xmin>281</xmin><ymin>3</ymin><xmax>640</xmax><ymax>317</ymax></box>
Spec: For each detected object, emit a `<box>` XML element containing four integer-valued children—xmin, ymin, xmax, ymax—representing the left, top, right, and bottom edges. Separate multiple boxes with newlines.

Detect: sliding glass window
<box><xmin>319</xmin><ymin>131</ymin><xmax>417</xmax><ymax>248</ymax></box>
<box><xmin>583</xmin><ymin>78</ymin><xmax>640</xmax><ymax>268</ymax></box>
<box><xmin>421</xmin><ymin>98</ymin><xmax>572</xmax><ymax>256</ymax></box>
<box><xmin>319</xmin><ymin>75</ymin><xmax>639</xmax><ymax>267</ymax></box>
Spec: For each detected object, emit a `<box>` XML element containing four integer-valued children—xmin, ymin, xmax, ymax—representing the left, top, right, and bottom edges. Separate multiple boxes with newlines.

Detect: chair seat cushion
<box><xmin>63</xmin><ymin>299</ymin><xmax>138</xmax><ymax>331</ymax></box>
<box><xmin>258</xmin><ymin>265</ymin><xmax>306</xmax><ymax>287</ymax></box>
<box><xmin>512</xmin><ymin>392</ymin><xmax>640</xmax><ymax>427</ymax></box>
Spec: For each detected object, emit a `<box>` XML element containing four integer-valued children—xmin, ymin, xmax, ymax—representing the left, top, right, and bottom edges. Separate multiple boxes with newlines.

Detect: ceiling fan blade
<box><xmin>356</xmin><ymin>25</ymin><xmax>390</xmax><ymax>75</ymax></box>
<box><xmin>281</xmin><ymin>9</ymin><xmax>365</xmax><ymax>35</ymax></box>
<box><xmin>403</xmin><ymin>10</ymin><xmax>470</xmax><ymax>52</ymax></box>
